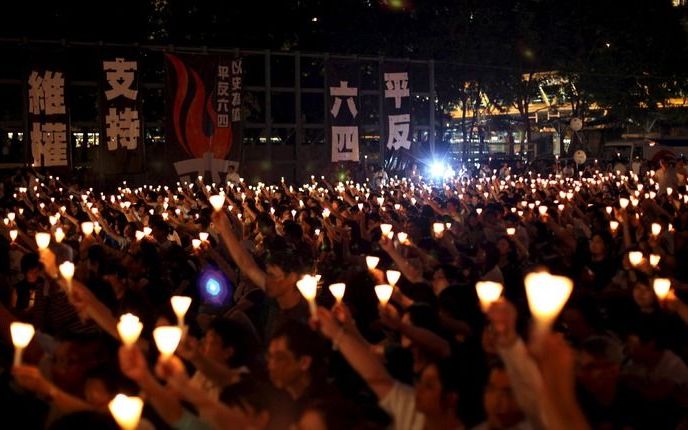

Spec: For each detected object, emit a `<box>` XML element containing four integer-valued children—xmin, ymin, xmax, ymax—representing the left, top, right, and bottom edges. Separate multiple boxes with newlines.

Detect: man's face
<box><xmin>267</xmin><ymin>336</ymin><xmax>308</xmax><ymax>390</ymax></box>
<box><xmin>577</xmin><ymin>351</ymin><xmax>620</xmax><ymax>396</ymax></box>
<box><xmin>484</xmin><ymin>368</ymin><xmax>524</xmax><ymax>429</ymax></box>
<box><xmin>414</xmin><ymin>364</ymin><xmax>447</xmax><ymax>416</ymax></box>
<box><xmin>202</xmin><ymin>329</ymin><xmax>233</xmax><ymax>364</ymax></box>
<box><xmin>265</xmin><ymin>264</ymin><xmax>296</xmax><ymax>299</ymax></box>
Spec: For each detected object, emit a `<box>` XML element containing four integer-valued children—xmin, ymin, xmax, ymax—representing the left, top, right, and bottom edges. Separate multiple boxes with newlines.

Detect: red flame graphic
<box><xmin>166</xmin><ymin>54</ymin><xmax>232</xmax><ymax>159</ymax></box>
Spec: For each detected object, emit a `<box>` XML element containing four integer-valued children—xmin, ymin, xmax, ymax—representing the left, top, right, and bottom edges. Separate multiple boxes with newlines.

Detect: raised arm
<box><xmin>211</xmin><ymin>211</ymin><xmax>266</xmax><ymax>289</ymax></box>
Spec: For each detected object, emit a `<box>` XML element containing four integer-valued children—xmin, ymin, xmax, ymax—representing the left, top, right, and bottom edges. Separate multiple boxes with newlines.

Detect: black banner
<box><xmin>327</xmin><ymin>60</ymin><xmax>360</xmax><ymax>163</ymax></box>
<box><xmin>165</xmin><ymin>53</ymin><xmax>242</xmax><ymax>182</ymax></box>
<box><xmin>382</xmin><ymin>62</ymin><xmax>411</xmax><ymax>152</ymax></box>
<box><xmin>100</xmin><ymin>57</ymin><xmax>144</xmax><ymax>174</ymax></box>
<box><xmin>27</xmin><ymin>64</ymin><xmax>70</xmax><ymax>168</ymax></box>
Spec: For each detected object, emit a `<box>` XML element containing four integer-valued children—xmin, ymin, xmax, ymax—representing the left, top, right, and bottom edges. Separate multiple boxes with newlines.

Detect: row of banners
<box><xmin>26</xmin><ymin>54</ymin><xmax>415</xmax><ymax>176</ymax></box>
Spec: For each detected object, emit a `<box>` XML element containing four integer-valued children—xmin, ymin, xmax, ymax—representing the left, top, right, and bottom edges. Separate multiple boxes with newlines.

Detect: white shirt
<box><xmin>379</xmin><ymin>382</ymin><xmax>425</xmax><ymax>430</ymax></box>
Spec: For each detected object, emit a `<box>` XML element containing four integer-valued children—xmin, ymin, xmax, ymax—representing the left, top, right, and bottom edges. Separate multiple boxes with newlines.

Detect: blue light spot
<box><xmin>205</xmin><ymin>278</ymin><xmax>221</xmax><ymax>296</ymax></box>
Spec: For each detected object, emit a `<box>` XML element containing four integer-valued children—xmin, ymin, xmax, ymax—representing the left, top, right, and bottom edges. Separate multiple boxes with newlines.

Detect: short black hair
<box><xmin>270</xmin><ymin>320</ymin><xmax>325</xmax><ymax>373</ymax></box>
<box><xmin>20</xmin><ymin>252</ymin><xmax>41</xmax><ymax>273</ymax></box>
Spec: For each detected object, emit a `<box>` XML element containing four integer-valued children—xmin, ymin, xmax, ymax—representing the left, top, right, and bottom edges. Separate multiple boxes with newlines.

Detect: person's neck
<box><xmin>286</xmin><ymin>373</ymin><xmax>311</xmax><ymax>400</ymax></box>
<box><xmin>424</xmin><ymin>411</ymin><xmax>462</xmax><ymax>430</ymax></box>
<box><xmin>276</xmin><ymin>287</ymin><xmax>302</xmax><ymax>310</ymax></box>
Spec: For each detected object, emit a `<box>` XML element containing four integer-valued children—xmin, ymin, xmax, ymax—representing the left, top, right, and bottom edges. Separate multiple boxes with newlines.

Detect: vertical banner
<box><xmin>383</xmin><ymin>63</ymin><xmax>412</xmax><ymax>153</ymax></box>
<box><xmin>27</xmin><ymin>64</ymin><xmax>69</xmax><ymax>168</ymax></box>
<box><xmin>328</xmin><ymin>60</ymin><xmax>360</xmax><ymax>163</ymax></box>
<box><xmin>100</xmin><ymin>57</ymin><xmax>144</xmax><ymax>174</ymax></box>
<box><xmin>165</xmin><ymin>53</ymin><xmax>242</xmax><ymax>182</ymax></box>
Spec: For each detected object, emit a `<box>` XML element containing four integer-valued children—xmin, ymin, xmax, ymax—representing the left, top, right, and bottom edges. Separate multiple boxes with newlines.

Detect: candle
<box><xmin>375</xmin><ymin>284</ymin><xmax>394</xmax><ymax>306</ymax></box>
<box><xmin>386</xmin><ymin>270</ymin><xmax>401</xmax><ymax>287</ymax></box>
<box><xmin>8</xmin><ymin>212</ymin><xmax>15</xmax><ymax>221</ymax></box>
<box><xmin>380</xmin><ymin>224</ymin><xmax>393</xmax><ymax>235</ymax></box>
<box><xmin>208</xmin><ymin>194</ymin><xmax>225</xmax><ymax>212</ymax></box>
<box><xmin>609</xmin><ymin>220</ymin><xmax>619</xmax><ymax>233</ymax></box>
<box><xmin>59</xmin><ymin>261</ymin><xmax>75</xmax><ymax>293</ymax></box>
<box><xmin>605</xmin><ymin>206</ymin><xmax>613</xmax><ymax>215</ymax></box>
<box><xmin>432</xmin><ymin>223</ymin><xmax>445</xmax><ymax>237</ymax></box>
<box><xmin>322</xmin><ymin>208</ymin><xmax>331</xmax><ymax>218</ymax></box>
<box><xmin>651</xmin><ymin>223</ymin><xmax>662</xmax><ymax>237</ymax></box>
<box><xmin>329</xmin><ymin>283</ymin><xmax>346</xmax><ymax>303</ymax></box>
<box><xmin>628</xmin><ymin>251</ymin><xmax>643</xmax><ymax>267</ymax></box>
<box><xmin>81</xmin><ymin>222</ymin><xmax>94</xmax><ymax>236</ymax></box>
<box><xmin>357</xmin><ymin>203</ymin><xmax>364</xmax><ymax>211</ymax></box>
<box><xmin>109</xmin><ymin>394</ymin><xmax>144</xmax><ymax>430</ymax></box>
<box><xmin>506</xmin><ymin>227</ymin><xmax>516</xmax><ymax>236</ymax></box>
<box><xmin>296</xmin><ymin>275</ymin><xmax>319</xmax><ymax>318</ymax></box>
<box><xmin>650</xmin><ymin>254</ymin><xmax>661</xmax><ymax>268</ymax></box>
<box><xmin>619</xmin><ymin>198</ymin><xmax>629</xmax><ymax>209</ymax></box>
<box><xmin>366</xmin><ymin>256</ymin><xmax>379</xmax><ymax>270</ymax></box>
<box><xmin>117</xmin><ymin>314</ymin><xmax>143</xmax><ymax>347</ymax></box>
<box><xmin>377</xmin><ymin>197</ymin><xmax>384</xmax><ymax>206</ymax></box>
<box><xmin>524</xmin><ymin>272</ymin><xmax>573</xmax><ymax>330</ymax></box>
<box><xmin>143</xmin><ymin>227</ymin><xmax>152</xmax><ymax>237</ymax></box>
<box><xmin>396</xmin><ymin>232</ymin><xmax>408</xmax><ymax>244</ymax></box>
<box><xmin>538</xmin><ymin>206</ymin><xmax>548</xmax><ymax>216</ymax></box>
<box><xmin>10</xmin><ymin>322</ymin><xmax>35</xmax><ymax>366</ymax></box>
<box><xmin>9</xmin><ymin>229</ymin><xmax>17</xmax><ymax>242</ymax></box>
<box><xmin>35</xmin><ymin>232</ymin><xmax>51</xmax><ymax>250</ymax></box>
<box><xmin>135</xmin><ymin>231</ymin><xmax>145</xmax><ymax>241</ymax></box>
<box><xmin>199</xmin><ymin>232</ymin><xmax>209</xmax><ymax>242</ymax></box>
<box><xmin>475</xmin><ymin>281</ymin><xmax>504</xmax><ymax>311</ymax></box>
<box><xmin>476</xmin><ymin>208</ymin><xmax>484</xmax><ymax>215</ymax></box>
<box><xmin>653</xmin><ymin>278</ymin><xmax>671</xmax><ymax>300</ymax></box>
<box><xmin>153</xmin><ymin>326</ymin><xmax>182</xmax><ymax>360</ymax></box>
<box><xmin>94</xmin><ymin>222</ymin><xmax>102</xmax><ymax>235</ymax></box>
<box><xmin>170</xmin><ymin>296</ymin><xmax>192</xmax><ymax>328</ymax></box>
<box><xmin>192</xmin><ymin>239</ymin><xmax>202</xmax><ymax>250</ymax></box>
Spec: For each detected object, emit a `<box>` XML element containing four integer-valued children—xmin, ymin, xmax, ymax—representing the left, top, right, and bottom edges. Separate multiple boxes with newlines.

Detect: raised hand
<box><xmin>118</xmin><ymin>345</ymin><xmax>151</xmax><ymax>384</ymax></box>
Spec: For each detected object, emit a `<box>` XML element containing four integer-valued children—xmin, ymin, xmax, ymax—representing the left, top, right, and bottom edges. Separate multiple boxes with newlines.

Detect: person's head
<box><xmin>220</xmin><ymin>380</ymin><xmax>278</xmax><ymax>430</ymax></box>
<box><xmin>483</xmin><ymin>362</ymin><xmax>525</xmax><ymax>429</ymax></box>
<box><xmin>202</xmin><ymin>318</ymin><xmax>251</xmax><ymax>368</ymax></box>
<box><xmin>83</xmin><ymin>366</ymin><xmax>123</xmax><ymax>409</ymax></box>
<box><xmin>577</xmin><ymin>337</ymin><xmax>623</xmax><ymax>397</ymax></box>
<box><xmin>414</xmin><ymin>358</ymin><xmax>463</xmax><ymax>420</ymax></box>
<box><xmin>626</xmin><ymin>318</ymin><xmax>667</xmax><ymax>364</ymax></box>
<box><xmin>267</xmin><ymin>321</ymin><xmax>324</xmax><ymax>397</ymax></box>
<box><xmin>264</xmin><ymin>249</ymin><xmax>309</xmax><ymax>299</ymax></box>
<box><xmin>149</xmin><ymin>215</ymin><xmax>170</xmax><ymax>244</ymax></box>
<box><xmin>589</xmin><ymin>232</ymin><xmax>610</xmax><ymax>259</ymax></box>
<box><xmin>256</xmin><ymin>213</ymin><xmax>276</xmax><ymax>237</ymax></box>
<box><xmin>632</xmin><ymin>276</ymin><xmax>655</xmax><ymax>311</ymax></box>
<box><xmin>20</xmin><ymin>252</ymin><xmax>43</xmax><ymax>283</ymax></box>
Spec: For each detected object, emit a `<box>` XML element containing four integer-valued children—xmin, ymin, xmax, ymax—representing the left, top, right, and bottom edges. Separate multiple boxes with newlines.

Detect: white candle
<box><xmin>10</xmin><ymin>322</ymin><xmax>35</xmax><ymax>366</ymax></box>
<box><xmin>135</xmin><ymin>231</ymin><xmax>145</xmax><ymax>241</ymax></box>
<box><xmin>59</xmin><ymin>261</ymin><xmax>75</xmax><ymax>293</ymax></box>
<box><xmin>653</xmin><ymin>278</ymin><xmax>671</xmax><ymax>300</ymax></box>
<box><xmin>524</xmin><ymin>272</ymin><xmax>573</xmax><ymax>330</ymax></box>
<box><xmin>329</xmin><ymin>283</ymin><xmax>346</xmax><ymax>303</ymax></box>
<box><xmin>506</xmin><ymin>227</ymin><xmax>516</xmax><ymax>236</ymax></box>
<box><xmin>35</xmin><ymin>232</ymin><xmax>51</xmax><ymax>250</ymax></box>
<box><xmin>396</xmin><ymin>232</ymin><xmax>408</xmax><ymax>244</ymax></box>
<box><xmin>609</xmin><ymin>221</ymin><xmax>619</xmax><ymax>233</ymax></box>
<box><xmin>650</xmin><ymin>254</ymin><xmax>661</xmax><ymax>268</ymax></box>
<box><xmin>170</xmin><ymin>296</ymin><xmax>192</xmax><ymax>328</ymax></box>
<box><xmin>380</xmin><ymin>224</ymin><xmax>393</xmax><ymax>235</ymax></box>
<box><xmin>375</xmin><ymin>284</ymin><xmax>394</xmax><ymax>306</ymax></box>
<box><xmin>386</xmin><ymin>270</ymin><xmax>401</xmax><ymax>287</ymax></box>
<box><xmin>366</xmin><ymin>256</ymin><xmax>380</xmax><ymax>271</ymax></box>
<box><xmin>619</xmin><ymin>198</ymin><xmax>629</xmax><ymax>209</ymax></box>
<box><xmin>109</xmin><ymin>394</ymin><xmax>144</xmax><ymax>430</ymax></box>
<box><xmin>209</xmin><ymin>195</ymin><xmax>224</xmax><ymax>211</ymax></box>
<box><xmin>143</xmin><ymin>227</ymin><xmax>152</xmax><ymax>237</ymax></box>
<box><xmin>81</xmin><ymin>221</ymin><xmax>94</xmax><ymax>236</ymax></box>
<box><xmin>476</xmin><ymin>281</ymin><xmax>504</xmax><ymax>311</ymax></box>
<box><xmin>117</xmin><ymin>314</ymin><xmax>143</xmax><ymax>347</ymax></box>
<box><xmin>199</xmin><ymin>232</ymin><xmax>209</xmax><ymax>242</ymax></box>
<box><xmin>153</xmin><ymin>326</ymin><xmax>182</xmax><ymax>360</ymax></box>
<box><xmin>628</xmin><ymin>251</ymin><xmax>643</xmax><ymax>267</ymax></box>
<box><xmin>651</xmin><ymin>223</ymin><xmax>662</xmax><ymax>237</ymax></box>
<box><xmin>296</xmin><ymin>275</ymin><xmax>319</xmax><ymax>318</ymax></box>
<box><xmin>9</xmin><ymin>229</ymin><xmax>18</xmax><ymax>242</ymax></box>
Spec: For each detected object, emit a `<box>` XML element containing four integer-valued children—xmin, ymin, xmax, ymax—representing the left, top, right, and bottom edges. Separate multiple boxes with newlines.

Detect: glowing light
<box><xmin>153</xmin><ymin>326</ymin><xmax>182</xmax><ymax>359</ymax></box>
<box><xmin>366</xmin><ymin>256</ymin><xmax>380</xmax><ymax>270</ymax></box>
<box><xmin>329</xmin><ymin>283</ymin><xmax>346</xmax><ymax>302</ymax></box>
<box><xmin>375</xmin><ymin>284</ymin><xmax>394</xmax><ymax>306</ymax></box>
<box><xmin>11</xmin><ymin>322</ymin><xmax>35</xmax><ymax>366</ymax></box>
<box><xmin>628</xmin><ymin>251</ymin><xmax>643</xmax><ymax>267</ymax></box>
<box><xmin>117</xmin><ymin>314</ymin><xmax>143</xmax><ymax>347</ymax></box>
<box><xmin>109</xmin><ymin>394</ymin><xmax>144</xmax><ymax>430</ymax></box>
<box><xmin>476</xmin><ymin>281</ymin><xmax>503</xmax><ymax>311</ymax></box>
<box><xmin>653</xmin><ymin>278</ymin><xmax>671</xmax><ymax>300</ymax></box>
<box><xmin>386</xmin><ymin>270</ymin><xmax>401</xmax><ymax>287</ymax></box>
<box><xmin>35</xmin><ymin>232</ymin><xmax>51</xmax><ymax>250</ymax></box>
<box><xmin>170</xmin><ymin>296</ymin><xmax>192</xmax><ymax>328</ymax></box>
<box><xmin>524</xmin><ymin>272</ymin><xmax>573</xmax><ymax>329</ymax></box>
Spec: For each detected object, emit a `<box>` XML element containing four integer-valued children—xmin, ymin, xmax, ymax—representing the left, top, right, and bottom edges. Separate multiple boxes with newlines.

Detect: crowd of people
<box><xmin>1</xmin><ymin>157</ymin><xmax>688</xmax><ymax>430</ymax></box>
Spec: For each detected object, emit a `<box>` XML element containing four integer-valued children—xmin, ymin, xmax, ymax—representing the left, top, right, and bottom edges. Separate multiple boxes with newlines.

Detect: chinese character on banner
<box><xmin>27</xmin><ymin>68</ymin><xmax>69</xmax><ymax>168</ymax></box>
<box><xmin>383</xmin><ymin>66</ymin><xmax>412</xmax><ymax>151</ymax></box>
<box><xmin>328</xmin><ymin>61</ymin><xmax>360</xmax><ymax>163</ymax></box>
<box><xmin>228</xmin><ymin>58</ymin><xmax>243</xmax><ymax>124</ymax></box>
<box><xmin>102</xmin><ymin>58</ymin><xmax>141</xmax><ymax>154</ymax></box>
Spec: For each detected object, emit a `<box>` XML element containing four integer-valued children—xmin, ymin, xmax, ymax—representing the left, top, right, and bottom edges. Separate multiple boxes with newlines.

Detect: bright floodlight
<box><xmin>430</xmin><ymin>162</ymin><xmax>446</xmax><ymax>178</ymax></box>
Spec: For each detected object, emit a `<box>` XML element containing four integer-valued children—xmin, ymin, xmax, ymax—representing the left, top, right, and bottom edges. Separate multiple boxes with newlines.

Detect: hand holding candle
<box><xmin>58</xmin><ymin>261</ymin><xmax>75</xmax><ymax>293</ymax></box>
<box><xmin>153</xmin><ymin>326</ymin><xmax>183</xmax><ymax>360</ymax></box>
<box><xmin>209</xmin><ymin>194</ymin><xmax>225</xmax><ymax>211</ymax></box>
<box><xmin>329</xmin><ymin>283</ymin><xmax>346</xmax><ymax>303</ymax></box>
<box><xmin>524</xmin><ymin>271</ymin><xmax>573</xmax><ymax>333</ymax></box>
<box><xmin>170</xmin><ymin>296</ymin><xmax>192</xmax><ymax>328</ymax></box>
<box><xmin>375</xmin><ymin>284</ymin><xmax>394</xmax><ymax>306</ymax></box>
<box><xmin>653</xmin><ymin>278</ymin><xmax>671</xmax><ymax>301</ymax></box>
<box><xmin>297</xmin><ymin>275</ymin><xmax>319</xmax><ymax>319</ymax></box>
<box><xmin>117</xmin><ymin>314</ymin><xmax>143</xmax><ymax>347</ymax></box>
